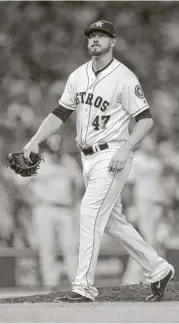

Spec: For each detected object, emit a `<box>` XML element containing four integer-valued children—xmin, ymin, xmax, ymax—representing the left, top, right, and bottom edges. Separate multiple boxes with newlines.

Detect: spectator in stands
<box><xmin>29</xmin><ymin>134</ymin><xmax>84</xmax><ymax>290</ymax></box>
<box><xmin>122</xmin><ymin>135</ymin><xmax>170</xmax><ymax>284</ymax></box>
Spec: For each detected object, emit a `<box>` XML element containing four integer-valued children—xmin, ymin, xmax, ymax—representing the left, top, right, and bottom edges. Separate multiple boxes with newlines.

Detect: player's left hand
<box><xmin>109</xmin><ymin>143</ymin><xmax>131</xmax><ymax>173</ymax></box>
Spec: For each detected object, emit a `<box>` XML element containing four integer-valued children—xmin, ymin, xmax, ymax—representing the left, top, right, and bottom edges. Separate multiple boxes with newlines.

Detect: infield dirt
<box><xmin>0</xmin><ymin>281</ymin><xmax>178</xmax><ymax>304</ymax></box>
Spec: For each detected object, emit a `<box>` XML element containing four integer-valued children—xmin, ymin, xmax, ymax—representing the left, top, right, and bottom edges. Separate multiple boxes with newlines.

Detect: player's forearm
<box><xmin>124</xmin><ymin>117</ymin><xmax>154</xmax><ymax>152</ymax></box>
<box><xmin>31</xmin><ymin>113</ymin><xmax>63</xmax><ymax>145</ymax></box>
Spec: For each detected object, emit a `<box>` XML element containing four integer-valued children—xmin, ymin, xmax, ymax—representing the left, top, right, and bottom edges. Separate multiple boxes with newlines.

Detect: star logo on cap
<box><xmin>95</xmin><ymin>21</ymin><xmax>103</xmax><ymax>27</ymax></box>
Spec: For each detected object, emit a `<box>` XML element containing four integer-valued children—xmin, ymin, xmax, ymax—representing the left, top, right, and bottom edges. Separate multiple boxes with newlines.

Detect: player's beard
<box><xmin>88</xmin><ymin>43</ymin><xmax>111</xmax><ymax>57</ymax></box>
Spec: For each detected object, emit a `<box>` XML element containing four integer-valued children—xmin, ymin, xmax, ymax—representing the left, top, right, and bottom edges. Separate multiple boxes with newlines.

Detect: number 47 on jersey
<box><xmin>92</xmin><ymin>115</ymin><xmax>110</xmax><ymax>130</ymax></box>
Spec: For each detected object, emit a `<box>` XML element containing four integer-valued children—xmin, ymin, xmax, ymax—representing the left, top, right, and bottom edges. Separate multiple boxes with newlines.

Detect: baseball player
<box><xmin>23</xmin><ymin>20</ymin><xmax>174</xmax><ymax>302</ymax></box>
<box><xmin>122</xmin><ymin>135</ymin><xmax>170</xmax><ymax>285</ymax></box>
<box><xmin>29</xmin><ymin>134</ymin><xmax>82</xmax><ymax>289</ymax></box>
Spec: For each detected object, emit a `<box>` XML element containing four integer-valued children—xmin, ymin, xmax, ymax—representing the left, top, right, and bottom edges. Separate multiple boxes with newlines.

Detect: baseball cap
<box><xmin>84</xmin><ymin>20</ymin><xmax>116</xmax><ymax>38</ymax></box>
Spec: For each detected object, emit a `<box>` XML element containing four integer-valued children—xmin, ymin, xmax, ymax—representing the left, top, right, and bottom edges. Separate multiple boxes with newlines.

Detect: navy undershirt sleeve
<box><xmin>52</xmin><ymin>104</ymin><xmax>73</xmax><ymax>122</ymax></box>
<box><xmin>134</xmin><ymin>108</ymin><xmax>152</xmax><ymax>122</ymax></box>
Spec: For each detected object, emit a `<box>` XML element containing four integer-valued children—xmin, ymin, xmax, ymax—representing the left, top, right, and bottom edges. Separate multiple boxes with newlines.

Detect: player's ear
<box><xmin>110</xmin><ymin>37</ymin><xmax>117</xmax><ymax>48</ymax></box>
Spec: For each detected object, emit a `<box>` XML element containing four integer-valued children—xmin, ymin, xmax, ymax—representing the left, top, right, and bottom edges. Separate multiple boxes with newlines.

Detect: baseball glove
<box><xmin>5</xmin><ymin>152</ymin><xmax>44</xmax><ymax>177</ymax></box>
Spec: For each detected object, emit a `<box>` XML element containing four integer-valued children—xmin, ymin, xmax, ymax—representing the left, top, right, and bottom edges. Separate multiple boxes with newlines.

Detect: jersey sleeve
<box><xmin>121</xmin><ymin>77</ymin><xmax>149</xmax><ymax>117</ymax></box>
<box><xmin>58</xmin><ymin>73</ymin><xmax>76</xmax><ymax>111</ymax></box>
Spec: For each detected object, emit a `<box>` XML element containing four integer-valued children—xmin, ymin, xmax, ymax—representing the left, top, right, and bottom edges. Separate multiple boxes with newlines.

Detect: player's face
<box><xmin>87</xmin><ymin>31</ymin><xmax>116</xmax><ymax>56</ymax></box>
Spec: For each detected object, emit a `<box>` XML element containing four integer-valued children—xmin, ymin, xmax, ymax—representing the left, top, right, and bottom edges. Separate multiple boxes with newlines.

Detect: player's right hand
<box><xmin>23</xmin><ymin>140</ymin><xmax>39</xmax><ymax>163</ymax></box>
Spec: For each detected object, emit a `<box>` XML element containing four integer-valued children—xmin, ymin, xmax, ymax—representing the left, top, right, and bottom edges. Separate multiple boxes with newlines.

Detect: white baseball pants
<box><xmin>122</xmin><ymin>201</ymin><xmax>166</xmax><ymax>284</ymax></box>
<box><xmin>72</xmin><ymin>148</ymin><xmax>173</xmax><ymax>300</ymax></box>
<box><xmin>33</xmin><ymin>204</ymin><xmax>78</xmax><ymax>288</ymax></box>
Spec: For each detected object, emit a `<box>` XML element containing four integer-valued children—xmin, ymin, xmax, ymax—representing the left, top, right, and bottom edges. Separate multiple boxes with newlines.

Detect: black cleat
<box><xmin>145</xmin><ymin>268</ymin><xmax>174</xmax><ymax>302</ymax></box>
<box><xmin>54</xmin><ymin>291</ymin><xmax>93</xmax><ymax>303</ymax></box>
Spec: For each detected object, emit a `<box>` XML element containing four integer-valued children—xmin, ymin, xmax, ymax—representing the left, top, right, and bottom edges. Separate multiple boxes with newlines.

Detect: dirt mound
<box><xmin>0</xmin><ymin>282</ymin><xmax>178</xmax><ymax>304</ymax></box>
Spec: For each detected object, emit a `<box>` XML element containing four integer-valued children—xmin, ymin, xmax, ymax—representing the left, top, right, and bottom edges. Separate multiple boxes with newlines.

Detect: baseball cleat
<box><xmin>145</xmin><ymin>267</ymin><xmax>175</xmax><ymax>302</ymax></box>
<box><xmin>54</xmin><ymin>291</ymin><xmax>93</xmax><ymax>303</ymax></box>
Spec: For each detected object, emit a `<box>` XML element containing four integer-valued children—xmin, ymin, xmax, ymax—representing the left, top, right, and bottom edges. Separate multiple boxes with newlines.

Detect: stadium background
<box><xmin>0</xmin><ymin>1</ymin><xmax>179</xmax><ymax>292</ymax></box>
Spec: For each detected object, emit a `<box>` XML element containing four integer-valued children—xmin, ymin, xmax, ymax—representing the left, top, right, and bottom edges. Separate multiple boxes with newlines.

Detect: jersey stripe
<box><xmin>84</xmin><ymin>63</ymin><xmax>122</xmax><ymax>146</ymax></box>
<box><xmin>132</xmin><ymin>104</ymin><xmax>149</xmax><ymax>117</ymax></box>
<box><xmin>58</xmin><ymin>99</ymin><xmax>76</xmax><ymax>110</ymax></box>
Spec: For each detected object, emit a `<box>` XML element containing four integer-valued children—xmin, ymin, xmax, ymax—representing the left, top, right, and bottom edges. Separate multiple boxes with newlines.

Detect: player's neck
<box><xmin>92</xmin><ymin>53</ymin><xmax>113</xmax><ymax>73</ymax></box>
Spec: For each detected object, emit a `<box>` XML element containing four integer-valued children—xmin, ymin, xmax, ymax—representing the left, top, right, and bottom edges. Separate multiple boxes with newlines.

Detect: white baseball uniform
<box><xmin>122</xmin><ymin>147</ymin><xmax>169</xmax><ymax>284</ymax></box>
<box><xmin>30</xmin><ymin>152</ymin><xmax>81</xmax><ymax>289</ymax></box>
<box><xmin>58</xmin><ymin>58</ymin><xmax>173</xmax><ymax>300</ymax></box>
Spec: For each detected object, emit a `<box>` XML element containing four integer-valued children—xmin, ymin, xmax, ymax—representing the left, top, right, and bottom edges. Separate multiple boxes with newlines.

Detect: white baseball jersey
<box><xmin>59</xmin><ymin>58</ymin><xmax>149</xmax><ymax>148</ymax></box>
<box><xmin>30</xmin><ymin>152</ymin><xmax>82</xmax><ymax>206</ymax></box>
<box><xmin>129</xmin><ymin>150</ymin><xmax>167</xmax><ymax>203</ymax></box>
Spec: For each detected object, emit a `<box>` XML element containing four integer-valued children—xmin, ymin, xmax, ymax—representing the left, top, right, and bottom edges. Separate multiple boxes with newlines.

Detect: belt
<box><xmin>81</xmin><ymin>143</ymin><xmax>109</xmax><ymax>156</ymax></box>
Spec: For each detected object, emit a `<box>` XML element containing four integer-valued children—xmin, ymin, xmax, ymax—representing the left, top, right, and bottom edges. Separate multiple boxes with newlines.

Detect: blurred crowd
<box><xmin>0</xmin><ymin>2</ymin><xmax>179</xmax><ymax>287</ymax></box>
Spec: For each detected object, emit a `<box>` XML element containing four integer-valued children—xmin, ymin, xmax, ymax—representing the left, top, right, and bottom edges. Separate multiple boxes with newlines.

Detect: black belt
<box><xmin>81</xmin><ymin>143</ymin><xmax>109</xmax><ymax>156</ymax></box>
